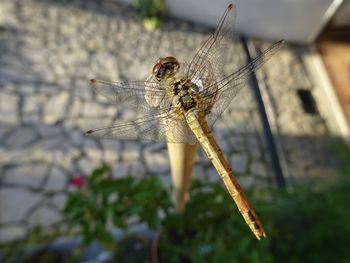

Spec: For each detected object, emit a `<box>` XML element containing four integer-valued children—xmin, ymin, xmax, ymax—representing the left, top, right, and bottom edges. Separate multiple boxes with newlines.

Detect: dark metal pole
<box><xmin>241</xmin><ymin>36</ymin><xmax>286</xmax><ymax>189</ymax></box>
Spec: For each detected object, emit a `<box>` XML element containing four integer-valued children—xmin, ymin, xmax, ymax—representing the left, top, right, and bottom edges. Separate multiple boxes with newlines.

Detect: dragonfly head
<box><xmin>152</xmin><ymin>56</ymin><xmax>180</xmax><ymax>81</ymax></box>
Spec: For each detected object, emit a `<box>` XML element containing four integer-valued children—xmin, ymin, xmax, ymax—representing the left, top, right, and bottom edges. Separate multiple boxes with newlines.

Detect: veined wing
<box><xmin>184</xmin><ymin>2</ymin><xmax>284</xmax><ymax>126</ymax></box>
<box><xmin>89</xmin><ymin>78</ymin><xmax>169</xmax><ymax>113</ymax></box>
<box><xmin>87</xmin><ymin>79</ymin><xmax>197</xmax><ymax>144</ymax></box>
<box><xmin>186</xmin><ymin>3</ymin><xmax>236</xmax><ymax>81</ymax></box>
<box><xmin>209</xmin><ymin>40</ymin><xmax>285</xmax><ymax>96</ymax></box>
<box><xmin>200</xmin><ymin>40</ymin><xmax>285</xmax><ymax>126</ymax></box>
<box><xmin>85</xmin><ymin>110</ymin><xmax>197</xmax><ymax>144</ymax></box>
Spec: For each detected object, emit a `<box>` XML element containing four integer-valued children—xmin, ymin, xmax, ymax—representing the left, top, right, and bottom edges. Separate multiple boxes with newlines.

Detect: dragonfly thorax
<box><xmin>170</xmin><ymin>79</ymin><xmax>200</xmax><ymax>112</ymax></box>
<box><xmin>180</xmin><ymin>93</ymin><xmax>196</xmax><ymax>111</ymax></box>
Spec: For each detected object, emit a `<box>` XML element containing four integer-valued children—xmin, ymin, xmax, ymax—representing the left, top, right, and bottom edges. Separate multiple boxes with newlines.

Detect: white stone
<box><xmin>252</xmin><ymin>179</ymin><xmax>270</xmax><ymax>188</ymax></box>
<box><xmin>129</xmin><ymin>163</ymin><xmax>146</xmax><ymax>177</ymax></box>
<box><xmin>28</xmin><ymin>206</ymin><xmax>62</xmax><ymax>227</ymax></box>
<box><xmin>0</xmin><ymin>0</ymin><xmax>14</xmax><ymax>25</ymax></box>
<box><xmin>144</xmin><ymin>142</ymin><xmax>166</xmax><ymax>152</ymax></box>
<box><xmin>101</xmin><ymin>139</ymin><xmax>121</xmax><ymax>151</ymax></box>
<box><xmin>103</xmin><ymin>148</ymin><xmax>120</xmax><ymax>163</ymax></box>
<box><xmin>44</xmin><ymin>167</ymin><xmax>68</xmax><ymax>192</ymax></box>
<box><xmin>74</xmin><ymin>79</ymin><xmax>93</xmax><ymax>100</ymax></box>
<box><xmin>1</xmin><ymin>68</ymin><xmax>36</xmax><ymax>87</ymax></box>
<box><xmin>250</xmin><ymin>161</ymin><xmax>269</xmax><ymax>178</ymax></box>
<box><xmin>6</xmin><ymin>126</ymin><xmax>37</xmax><ymax>147</ymax></box>
<box><xmin>228</xmin><ymin>135</ymin><xmax>245</xmax><ymax>152</ymax></box>
<box><xmin>192</xmin><ymin>165</ymin><xmax>205</xmax><ymax>180</ymax></box>
<box><xmin>122</xmin><ymin>142</ymin><xmax>141</xmax><ymax>161</ymax></box>
<box><xmin>0</xmin><ymin>125</ymin><xmax>10</xmax><ymax>141</ymax></box>
<box><xmin>160</xmin><ymin>175</ymin><xmax>172</xmax><ymax>189</ymax></box>
<box><xmin>0</xmin><ymin>226</ymin><xmax>26</xmax><ymax>242</ymax></box>
<box><xmin>144</xmin><ymin>151</ymin><xmax>169</xmax><ymax>174</ymax></box>
<box><xmin>22</xmin><ymin>114</ymin><xmax>41</xmax><ymax>124</ymax></box>
<box><xmin>4</xmin><ymin>164</ymin><xmax>48</xmax><ymax>188</ymax></box>
<box><xmin>90</xmin><ymin>51</ymin><xmax>120</xmax><ymax>80</ymax></box>
<box><xmin>196</xmin><ymin>147</ymin><xmax>209</xmax><ymax>163</ymax></box>
<box><xmin>56</xmin><ymin>76</ymin><xmax>71</xmax><ymax>89</ymax></box>
<box><xmin>52</xmin><ymin>148</ymin><xmax>80</xmax><ymax>171</ymax></box>
<box><xmin>17</xmin><ymin>83</ymin><xmax>37</xmax><ymax>94</ymax></box>
<box><xmin>83</xmin><ymin>101</ymin><xmax>116</xmax><ymax>117</ymax></box>
<box><xmin>23</xmin><ymin>94</ymin><xmax>46</xmax><ymax>113</ymax></box>
<box><xmin>51</xmin><ymin>194</ymin><xmax>67</xmax><ymax>210</ymax></box>
<box><xmin>214</xmin><ymin>131</ymin><xmax>231</xmax><ymax>153</ymax></box>
<box><xmin>0</xmin><ymin>189</ymin><xmax>41</xmax><ymax>223</ymax></box>
<box><xmin>0</xmin><ymin>148</ymin><xmax>49</xmax><ymax>165</ymax></box>
<box><xmin>84</xmin><ymin>138</ymin><xmax>103</xmax><ymax>162</ymax></box>
<box><xmin>237</xmin><ymin>175</ymin><xmax>255</xmax><ymax>189</ymax></box>
<box><xmin>230</xmin><ymin>153</ymin><xmax>248</xmax><ymax>174</ymax></box>
<box><xmin>69</xmin><ymin>98</ymin><xmax>82</xmax><ymax>118</ymax></box>
<box><xmin>247</xmin><ymin>136</ymin><xmax>262</xmax><ymax>159</ymax></box>
<box><xmin>43</xmin><ymin>92</ymin><xmax>69</xmax><ymax>124</ymax></box>
<box><xmin>69</xmin><ymin>129</ymin><xmax>85</xmax><ymax>147</ymax></box>
<box><xmin>206</xmin><ymin>167</ymin><xmax>220</xmax><ymax>182</ymax></box>
<box><xmin>77</xmin><ymin>157</ymin><xmax>96</xmax><ymax>175</ymax></box>
<box><xmin>112</xmin><ymin>163</ymin><xmax>128</xmax><ymax>178</ymax></box>
<box><xmin>35</xmin><ymin>124</ymin><xmax>61</xmax><ymax>137</ymax></box>
<box><xmin>0</xmin><ymin>92</ymin><xmax>19</xmax><ymax>124</ymax></box>
<box><xmin>35</xmin><ymin>135</ymin><xmax>63</xmax><ymax>149</ymax></box>
<box><xmin>73</xmin><ymin>116</ymin><xmax>115</xmax><ymax>132</ymax></box>
<box><xmin>289</xmin><ymin>150</ymin><xmax>314</xmax><ymax>168</ymax></box>
<box><xmin>31</xmin><ymin>148</ymin><xmax>54</xmax><ymax>163</ymax></box>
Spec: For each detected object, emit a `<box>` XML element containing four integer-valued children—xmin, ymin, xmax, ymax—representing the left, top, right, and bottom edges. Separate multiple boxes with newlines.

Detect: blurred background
<box><xmin>0</xmin><ymin>0</ymin><xmax>349</xmax><ymax>262</ymax></box>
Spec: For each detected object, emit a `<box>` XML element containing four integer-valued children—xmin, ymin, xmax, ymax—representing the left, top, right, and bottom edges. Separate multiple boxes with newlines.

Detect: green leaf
<box><xmin>95</xmin><ymin>226</ymin><xmax>114</xmax><ymax>250</ymax></box>
<box><xmin>88</xmin><ymin>164</ymin><xmax>111</xmax><ymax>186</ymax></box>
<box><xmin>112</xmin><ymin>215</ymin><xmax>127</xmax><ymax>229</ymax></box>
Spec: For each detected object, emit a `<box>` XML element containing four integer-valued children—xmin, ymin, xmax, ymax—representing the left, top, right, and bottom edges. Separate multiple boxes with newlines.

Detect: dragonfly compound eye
<box><xmin>152</xmin><ymin>62</ymin><xmax>162</xmax><ymax>81</ymax></box>
<box><xmin>152</xmin><ymin>57</ymin><xmax>180</xmax><ymax>81</ymax></box>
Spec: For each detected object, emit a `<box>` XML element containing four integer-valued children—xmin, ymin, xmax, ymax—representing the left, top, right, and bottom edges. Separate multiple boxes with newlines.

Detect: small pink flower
<box><xmin>70</xmin><ymin>175</ymin><xmax>85</xmax><ymax>189</ymax></box>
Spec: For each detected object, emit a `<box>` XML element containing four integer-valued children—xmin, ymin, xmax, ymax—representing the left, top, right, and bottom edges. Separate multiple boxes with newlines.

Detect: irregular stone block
<box><xmin>0</xmin><ymin>189</ymin><xmax>41</xmax><ymax>223</ymax></box>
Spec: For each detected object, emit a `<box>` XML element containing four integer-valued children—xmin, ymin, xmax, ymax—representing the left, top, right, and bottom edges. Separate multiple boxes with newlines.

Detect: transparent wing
<box><xmin>186</xmin><ymin>4</ymin><xmax>236</xmax><ymax>81</ymax></box>
<box><xmin>87</xmin><ymin>79</ymin><xmax>197</xmax><ymax>144</ymax></box>
<box><xmin>211</xmin><ymin>40</ymin><xmax>285</xmax><ymax>96</ymax></box>
<box><xmin>205</xmin><ymin>78</ymin><xmax>247</xmax><ymax>126</ymax></box>
<box><xmin>201</xmin><ymin>40</ymin><xmax>285</xmax><ymax>126</ymax></box>
<box><xmin>184</xmin><ymin>2</ymin><xmax>283</xmax><ymax>125</ymax></box>
<box><xmin>85</xmin><ymin>111</ymin><xmax>197</xmax><ymax>144</ymax></box>
<box><xmin>90</xmin><ymin>78</ymin><xmax>168</xmax><ymax>113</ymax></box>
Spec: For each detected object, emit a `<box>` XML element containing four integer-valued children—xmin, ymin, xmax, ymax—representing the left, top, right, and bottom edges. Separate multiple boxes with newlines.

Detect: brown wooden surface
<box><xmin>167</xmin><ymin>142</ymin><xmax>198</xmax><ymax>212</ymax></box>
<box><xmin>316</xmin><ymin>28</ymin><xmax>350</xmax><ymax>129</ymax></box>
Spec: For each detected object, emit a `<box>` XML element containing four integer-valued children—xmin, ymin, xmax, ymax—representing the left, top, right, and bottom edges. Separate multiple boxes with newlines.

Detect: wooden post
<box><xmin>167</xmin><ymin>142</ymin><xmax>198</xmax><ymax>212</ymax></box>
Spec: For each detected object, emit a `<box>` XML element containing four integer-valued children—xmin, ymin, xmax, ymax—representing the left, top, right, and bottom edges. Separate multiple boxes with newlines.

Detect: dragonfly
<box><xmin>86</xmin><ymin>3</ymin><xmax>284</xmax><ymax>240</ymax></box>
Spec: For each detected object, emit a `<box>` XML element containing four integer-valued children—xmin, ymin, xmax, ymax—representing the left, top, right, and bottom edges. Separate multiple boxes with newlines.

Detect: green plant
<box><xmin>268</xmin><ymin>142</ymin><xmax>350</xmax><ymax>263</ymax></box>
<box><xmin>158</xmin><ymin>180</ymin><xmax>272</xmax><ymax>263</ymax></box>
<box><xmin>63</xmin><ymin>164</ymin><xmax>171</xmax><ymax>249</ymax></box>
<box><xmin>56</xmin><ymin>141</ymin><xmax>350</xmax><ymax>262</ymax></box>
<box><xmin>63</xmin><ymin>165</ymin><xmax>271</xmax><ymax>261</ymax></box>
<box><xmin>133</xmin><ymin>0</ymin><xmax>167</xmax><ymax>30</ymax></box>
<box><xmin>113</xmin><ymin>233</ymin><xmax>152</xmax><ymax>262</ymax></box>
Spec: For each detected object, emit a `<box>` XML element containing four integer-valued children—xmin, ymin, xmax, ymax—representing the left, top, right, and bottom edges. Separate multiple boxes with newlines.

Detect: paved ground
<box><xmin>0</xmin><ymin>0</ymin><xmax>340</xmax><ymax>242</ymax></box>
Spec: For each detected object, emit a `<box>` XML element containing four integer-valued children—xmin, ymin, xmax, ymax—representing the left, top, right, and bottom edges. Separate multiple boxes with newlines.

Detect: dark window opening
<box><xmin>297</xmin><ymin>89</ymin><xmax>319</xmax><ymax>115</ymax></box>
